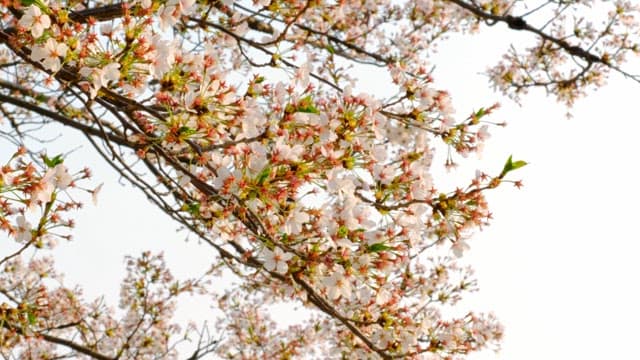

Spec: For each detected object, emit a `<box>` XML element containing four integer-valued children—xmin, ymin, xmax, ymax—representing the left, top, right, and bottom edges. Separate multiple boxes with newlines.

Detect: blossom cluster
<box><xmin>0</xmin><ymin>0</ymin><xmax>636</xmax><ymax>358</ymax></box>
<box><xmin>0</xmin><ymin>147</ymin><xmax>86</xmax><ymax>248</ymax></box>
<box><xmin>0</xmin><ymin>147</ymin><xmax>211</xmax><ymax>358</ymax></box>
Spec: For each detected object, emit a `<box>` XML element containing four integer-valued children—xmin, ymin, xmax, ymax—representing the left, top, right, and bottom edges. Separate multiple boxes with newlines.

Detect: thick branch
<box><xmin>40</xmin><ymin>332</ymin><xmax>115</xmax><ymax>360</ymax></box>
<box><xmin>0</xmin><ymin>93</ymin><xmax>133</xmax><ymax>148</ymax></box>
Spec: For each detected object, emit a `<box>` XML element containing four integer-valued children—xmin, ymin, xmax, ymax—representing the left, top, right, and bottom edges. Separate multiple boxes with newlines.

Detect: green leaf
<box><xmin>511</xmin><ymin>160</ymin><xmax>527</xmax><ymax>170</ymax></box>
<box><xmin>256</xmin><ymin>166</ymin><xmax>271</xmax><ymax>185</ymax></box>
<box><xmin>326</xmin><ymin>44</ymin><xmax>336</xmax><ymax>54</ymax></box>
<box><xmin>297</xmin><ymin>95</ymin><xmax>320</xmax><ymax>114</ymax></box>
<box><xmin>27</xmin><ymin>311</ymin><xmax>37</xmax><ymax>325</ymax></box>
<box><xmin>43</xmin><ymin>154</ymin><xmax>64</xmax><ymax>168</ymax></box>
<box><xmin>187</xmin><ymin>202</ymin><xmax>200</xmax><ymax>215</ymax></box>
<box><xmin>367</xmin><ymin>242</ymin><xmax>392</xmax><ymax>253</ymax></box>
<box><xmin>500</xmin><ymin>155</ymin><xmax>527</xmax><ymax>177</ymax></box>
<box><xmin>178</xmin><ymin>126</ymin><xmax>196</xmax><ymax>137</ymax></box>
<box><xmin>21</xmin><ymin>0</ymin><xmax>47</xmax><ymax>10</ymax></box>
<box><xmin>337</xmin><ymin>225</ymin><xmax>349</xmax><ymax>238</ymax></box>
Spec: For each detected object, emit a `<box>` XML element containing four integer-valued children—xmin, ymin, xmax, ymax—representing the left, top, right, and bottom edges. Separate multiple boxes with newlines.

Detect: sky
<box><xmin>3</xmin><ymin>18</ymin><xmax>640</xmax><ymax>360</ymax></box>
<box><xmin>430</xmin><ymin>31</ymin><xmax>640</xmax><ymax>359</ymax></box>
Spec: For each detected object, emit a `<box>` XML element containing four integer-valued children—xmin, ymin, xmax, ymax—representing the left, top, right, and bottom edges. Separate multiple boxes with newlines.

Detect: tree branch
<box><xmin>0</xmin><ymin>94</ymin><xmax>133</xmax><ymax>149</ymax></box>
<box><xmin>447</xmin><ymin>0</ymin><xmax>603</xmax><ymax>64</ymax></box>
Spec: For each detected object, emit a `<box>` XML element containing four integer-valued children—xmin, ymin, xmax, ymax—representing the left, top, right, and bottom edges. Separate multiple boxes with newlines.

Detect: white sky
<box><xmin>3</xmin><ymin>20</ymin><xmax>640</xmax><ymax>360</ymax></box>
<box><xmin>432</xmin><ymin>31</ymin><xmax>640</xmax><ymax>360</ymax></box>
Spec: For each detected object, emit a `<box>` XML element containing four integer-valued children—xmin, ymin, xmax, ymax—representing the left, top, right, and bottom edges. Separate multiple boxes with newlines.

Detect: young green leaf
<box><xmin>337</xmin><ymin>225</ymin><xmax>349</xmax><ymax>238</ymax></box>
<box><xmin>27</xmin><ymin>311</ymin><xmax>37</xmax><ymax>325</ymax></box>
<box><xmin>43</xmin><ymin>154</ymin><xmax>64</xmax><ymax>168</ymax></box>
<box><xmin>256</xmin><ymin>166</ymin><xmax>271</xmax><ymax>185</ymax></box>
<box><xmin>500</xmin><ymin>155</ymin><xmax>527</xmax><ymax>177</ymax></box>
<box><xmin>297</xmin><ymin>95</ymin><xmax>320</xmax><ymax>114</ymax></box>
<box><xmin>178</xmin><ymin>126</ymin><xmax>196</xmax><ymax>137</ymax></box>
<box><xmin>186</xmin><ymin>202</ymin><xmax>200</xmax><ymax>216</ymax></box>
<box><xmin>367</xmin><ymin>242</ymin><xmax>392</xmax><ymax>253</ymax></box>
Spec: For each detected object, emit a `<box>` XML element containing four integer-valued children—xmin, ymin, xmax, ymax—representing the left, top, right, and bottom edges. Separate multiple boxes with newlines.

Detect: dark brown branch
<box><xmin>68</xmin><ymin>4</ymin><xmax>126</xmax><ymax>23</ymax></box>
<box><xmin>231</xmin><ymin>2</ymin><xmax>390</xmax><ymax>64</ymax></box>
<box><xmin>0</xmin><ymin>243</ymin><xmax>31</xmax><ymax>268</ymax></box>
<box><xmin>68</xmin><ymin>1</ymin><xmax>274</xmax><ymax>35</ymax></box>
<box><xmin>0</xmin><ymin>320</ymin><xmax>114</xmax><ymax>360</ymax></box>
<box><xmin>40</xmin><ymin>333</ymin><xmax>115</xmax><ymax>360</ymax></box>
<box><xmin>0</xmin><ymin>93</ymin><xmax>133</xmax><ymax>149</ymax></box>
<box><xmin>186</xmin><ymin>16</ymin><xmax>343</xmax><ymax>92</ymax></box>
<box><xmin>447</xmin><ymin>0</ymin><xmax>603</xmax><ymax>64</ymax></box>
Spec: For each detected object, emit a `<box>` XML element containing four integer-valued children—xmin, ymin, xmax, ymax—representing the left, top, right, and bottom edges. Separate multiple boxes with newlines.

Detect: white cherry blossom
<box><xmin>262</xmin><ymin>247</ymin><xmax>293</xmax><ymax>274</ymax></box>
<box><xmin>44</xmin><ymin>164</ymin><xmax>72</xmax><ymax>190</ymax></box>
<box><xmin>15</xmin><ymin>215</ymin><xmax>32</xmax><ymax>242</ymax></box>
<box><xmin>323</xmin><ymin>266</ymin><xmax>353</xmax><ymax>301</ymax></box>
<box><xmin>18</xmin><ymin>5</ymin><xmax>50</xmax><ymax>38</ymax></box>
<box><xmin>284</xmin><ymin>207</ymin><xmax>309</xmax><ymax>235</ymax></box>
<box><xmin>30</xmin><ymin>38</ymin><xmax>67</xmax><ymax>72</ymax></box>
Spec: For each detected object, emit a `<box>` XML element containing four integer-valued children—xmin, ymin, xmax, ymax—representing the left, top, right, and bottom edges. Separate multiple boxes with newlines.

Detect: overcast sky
<box><xmin>3</xmin><ymin>21</ymin><xmax>640</xmax><ymax>360</ymax></box>
<box><xmin>433</xmin><ymin>30</ymin><xmax>640</xmax><ymax>360</ymax></box>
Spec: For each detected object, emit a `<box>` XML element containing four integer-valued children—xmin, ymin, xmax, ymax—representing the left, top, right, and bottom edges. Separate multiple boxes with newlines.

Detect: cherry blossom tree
<box><xmin>0</xmin><ymin>0</ymin><xmax>638</xmax><ymax>359</ymax></box>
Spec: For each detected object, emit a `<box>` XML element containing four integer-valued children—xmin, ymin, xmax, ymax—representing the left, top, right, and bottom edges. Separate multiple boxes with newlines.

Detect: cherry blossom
<box><xmin>262</xmin><ymin>247</ymin><xmax>294</xmax><ymax>275</ymax></box>
<box><xmin>0</xmin><ymin>0</ymin><xmax>638</xmax><ymax>358</ymax></box>
<box><xmin>18</xmin><ymin>5</ymin><xmax>51</xmax><ymax>38</ymax></box>
<box><xmin>452</xmin><ymin>238</ymin><xmax>471</xmax><ymax>258</ymax></box>
<box><xmin>323</xmin><ymin>266</ymin><xmax>353</xmax><ymax>300</ymax></box>
<box><xmin>79</xmin><ymin>63</ymin><xmax>121</xmax><ymax>98</ymax></box>
<box><xmin>15</xmin><ymin>215</ymin><xmax>32</xmax><ymax>243</ymax></box>
<box><xmin>44</xmin><ymin>164</ymin><xmax>72</xmax><ymax>190</ymax></box>
<box><xmin>30</xmin><ymin>177</ymin><xmax>55</xmax><ymax>205</ymax></box>
<box><xmin>284</xmin><ymin>207</ymin><xmax>310</xmax><ymax>235</ymax></box>
<box><xmin>91</xmin><ymin>183</ymin><xmax>104</xmax><ymax>206</ymax></box>
<box><xmin>29</xmin><ymin>38</ymin><xmax>67</xmax><ymax>72</ymax></box>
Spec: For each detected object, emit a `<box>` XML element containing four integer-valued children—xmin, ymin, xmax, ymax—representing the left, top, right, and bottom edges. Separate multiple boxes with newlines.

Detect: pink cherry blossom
<box><xmin>0</xmin><ymin>0</ymin><xmax>635</xmax><ymax>357</ymax></box>
<box><xmin>31</xmin><ymin>178</ymin><xmax>54</xmax><ymax>205</ymax></box>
